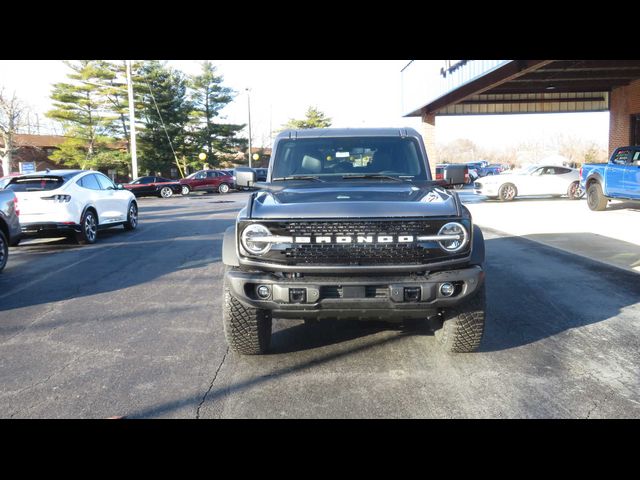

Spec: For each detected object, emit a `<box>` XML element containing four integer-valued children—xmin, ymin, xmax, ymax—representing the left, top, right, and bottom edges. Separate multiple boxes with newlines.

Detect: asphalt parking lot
<box><xmin>1</xmin><ymin>189</ymin><xmax>639</xmax><ymax>418</ymax></box>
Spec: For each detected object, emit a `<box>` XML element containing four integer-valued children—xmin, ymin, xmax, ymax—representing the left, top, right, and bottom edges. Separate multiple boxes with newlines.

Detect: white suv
<box><xmin>5</xmin><ymin>170</ymin><xmax>138</xmax><ymax>245</ymax></box>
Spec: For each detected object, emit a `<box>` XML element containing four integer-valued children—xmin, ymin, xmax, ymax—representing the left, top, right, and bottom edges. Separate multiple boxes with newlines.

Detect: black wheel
<box><xmin>218</xmin><ymin>183</ymin><xmax>230</xmax><ymax>194</ymax></box>
<box><xmin>181</xmin><ymin>185</ymin><xmax>190</xmax><ymax>195</ymax></box>
<box><xmin>587</xmin><ymin>182</ymin><xmax>608</xmax><ymax>211</ymax></box>
<box><xmin>498</xmin><ymin>183</ymin><xmax>517</xmax><ymax>201</ymax></box>
<box><xmin>434</xmin><ymin>284</ymin><xmax>486</xmax><ymax>353</ymax></box>
<box><xmin>75</xmin><ymin>209</ymin><xmax>98</xmax><ymax>245</ymax></box>
<box><xmin>124</xmin><ymin>202</ymin><xmax>138</xmax><ymax>231</ymax></box>
<box><xmin>0</xmin><ymin>230</ymin><xmax>8</xmax><ymax>273</ymax></box>
<box><xmin>567</xmin><ymin>181</ymin><xmax>584</xmax><ymax>200</ymax></box>
<box><xmin>160</xmin><ymin>186</ymin><xmax>173</xmax><ymax>198</ymax></box>
<box><xmin>222</xmin><ymin>277</ymin><xmax>272</xmax><ymax>355</ymax></box>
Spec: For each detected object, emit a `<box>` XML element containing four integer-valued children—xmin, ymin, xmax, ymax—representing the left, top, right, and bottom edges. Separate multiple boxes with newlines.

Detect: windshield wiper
<box><xmin>342</xmin><ymin>174</ymin><xmax>409</xmax><ymax>183</ymax></box>
<box><xmin>272</xmin><ymin>175</ymin><xmax>325</xmax><ymax>182</ymax></box>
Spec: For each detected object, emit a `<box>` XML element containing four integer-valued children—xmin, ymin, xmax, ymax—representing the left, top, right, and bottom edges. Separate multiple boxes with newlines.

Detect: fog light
<box><xmin>256</xmin><ymin>285</ymin><xmax>271</xmax><ymax>299</ymax></box>
<box><xmin>440</xmin><ymin>282</ymin><xmax>455</xmax><ymax>297</ymax></box>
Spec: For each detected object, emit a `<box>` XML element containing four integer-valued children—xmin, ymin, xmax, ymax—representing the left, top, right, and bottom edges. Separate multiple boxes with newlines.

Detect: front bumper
<box><xmin>20</xmin><ymin>222</ymin><xmax>81</xmax><ymax>237</ymax></box>
<box><xmin>226</xmin><ymin>266</ymin><xmax>484</xmax><ymax>321</ymax></box>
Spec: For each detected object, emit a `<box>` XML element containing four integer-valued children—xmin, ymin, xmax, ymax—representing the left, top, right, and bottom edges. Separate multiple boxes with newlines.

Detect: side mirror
<box><xmin>235</xmin><ymin>167</ymin><xmax>256</xmax><ymax>188</ymax></box>
<box><xmin>116</xmin><ymin>183</ymin><xmax>125</xmax><ymax>190</ymax></box>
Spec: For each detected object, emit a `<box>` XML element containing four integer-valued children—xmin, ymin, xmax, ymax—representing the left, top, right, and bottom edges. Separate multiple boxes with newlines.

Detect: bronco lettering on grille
<box><xmin>294</xmin><ymin>235</ymin><xmax>415</xmax><ymax>244</ymax></box>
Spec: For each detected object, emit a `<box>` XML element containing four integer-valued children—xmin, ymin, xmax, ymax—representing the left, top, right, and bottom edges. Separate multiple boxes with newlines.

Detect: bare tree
<box><xmin>0</xmin><ymin>88</ymin><xmax>29</xmax><ymax>175</ymax></box>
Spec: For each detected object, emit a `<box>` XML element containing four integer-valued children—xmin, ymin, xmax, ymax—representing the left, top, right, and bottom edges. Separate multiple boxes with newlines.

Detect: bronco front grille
<box><xmin>240</xmin><ymin>218</ymin><xmax>471</xmax><ymax>266</ymax></box>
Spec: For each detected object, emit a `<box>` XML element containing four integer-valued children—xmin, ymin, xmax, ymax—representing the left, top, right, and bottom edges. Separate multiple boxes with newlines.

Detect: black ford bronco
<box><xmin>222</xmin><ymin>128</ymin><xmax>486</xmax><ymax>354</ymax></box>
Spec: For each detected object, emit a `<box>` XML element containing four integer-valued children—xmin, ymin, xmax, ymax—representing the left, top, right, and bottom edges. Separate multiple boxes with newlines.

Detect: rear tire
<box><xmin>218</xmin><ymin>183</ymin><xmax>230</xmax><ymax>194</ymax></box>
<box><xmin>587</xmin><ymin>182</ymin><xmax>608</xmax><ymax>211</ymax></box>
<box><xmin>434</xmin><ymin>284</ymin><xmax>486</xmax><ymax>353</ymax></box>
<box><xmin>124</xmin><ymin>202</ymin><xmax>138</xmax><ymax>231</ymax></box>
<box><xmin>75</xmin><ymin>209</ymin><xmax>98</xmax><ymax>245</ymax></box>
<box><xmin>223</xmin><ymin>279</ymin><xmax>272</xmax><ymax>355</ymax></box>
<box><xmin>498</xmin><ymin>183</ymin><xmax>517</xmax><ymax>201</ymax></box>
<box><xmin>160</xmin><ymin>186</ymin><xmax>173</xmax><ymax>198</ymax></box>
<box><xmin>0</xmin><ymin>230</ymin><xmax>8</xmax><ymax>273</ymax></box>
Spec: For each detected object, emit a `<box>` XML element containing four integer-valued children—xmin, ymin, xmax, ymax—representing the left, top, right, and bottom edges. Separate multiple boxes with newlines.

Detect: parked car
<box><xmin>474</xmin><ymin>165</ymin><xmax>583</xmax><ymax>201</ymax></box>
<box><xmin>220</xmin><ymin>170</ymin><xmax>237</xmax><ymax>189</ymax></box>
<box><xmin>480</xmin><ymin>164</ymin><xmax>505</xmax><ymax>176</ymax></box>
<box><xmin>179</xmin><ymin>170</ymin><xmax>233</xmax><ymax>195</ymax></box>
<box><xmin>0</xmin><ymin>188</ymin><xmax>21</xmax><ymax>272</ymax></box>
<box><xmin>4</xmin><ymin>170</ymin><xmax>138</xmax><ymax>245</ymax></box>
<box><xmin>254</xmin><ymin>168</ymin><xmax>268</xmax><ymax>182</ymax></box>
<box><xmin>581</xmin><ymin>146</ymin><xmax>640</xmax><ymax>211</ymax></box>
<box><xmin>435</xmin><ymin>164</ymin><xmax>470</xmax><ymax>189</ymax></box>
<box><xmin>123</xmin><ymin>176</ymin><xmax>182</xmax><ymax>198</ymax></box>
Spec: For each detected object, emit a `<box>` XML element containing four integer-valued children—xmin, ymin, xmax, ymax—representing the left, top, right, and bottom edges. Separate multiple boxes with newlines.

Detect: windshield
<box><xmin>271</xmin><ymin>136</ymin><xmax>427</xmax><ymax>180</ymax></box>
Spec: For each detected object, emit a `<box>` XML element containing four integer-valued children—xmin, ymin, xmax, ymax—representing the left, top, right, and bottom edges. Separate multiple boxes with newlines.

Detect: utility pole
<box><xmin>126</xmin><ymin>60</ymin><xmax>138</xmax><ymax>180</ymax></box>
<box><xmin>246</xmin><ymin>88</ymin><xmax>252</xmax><ymax>168</ymax></box>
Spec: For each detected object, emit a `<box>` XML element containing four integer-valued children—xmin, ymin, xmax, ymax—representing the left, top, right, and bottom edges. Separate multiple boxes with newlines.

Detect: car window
<box><xmin>79</xmin><ymin>174</ymin><xmax>101</xmax><ymax>190</ymax></box>
<box><xmin>156</xmin><ymin>177</ymin><xmax>171</xmax><ymax>183</ymax></box>
<box><xmin>195</xmin><ymin>172</ymin><xmax>206</xmax><ymax>179</ymax></box>
<box><xmin>530</xmin><ymin>168</ymin><xmax>544</xmax><ymax>176</ymax></box>
<box><xmin>612</xmin><ymin>150</ymin><xmax>631</xmax><ymax>165</ymax></box>
<box><xmin>6</xmin><ymin>176</ymin><xmax>66</xmax><ymax>192</ymax></box>
<box><xmin>140</xmin><ymin>177</ymin><xmax>155</xmax><ymax>184</ymax></box>
<box><xmin>206</xmin><ymin>171</ymin><xmax>218</xmax><ymax>178</ymax></box>
<box><xmin>632</xmin><ymin>151</ymin><xmax>640</xmax><ymax>166</ymax></box>
<box><xmin>96</xmin><ymin>174</ymin><xmax>115</xmax><ymax>190</ymax></box>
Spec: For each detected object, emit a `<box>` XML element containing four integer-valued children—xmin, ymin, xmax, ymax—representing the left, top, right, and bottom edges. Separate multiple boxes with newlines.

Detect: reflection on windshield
<box><xmin>272</xmin><ymin>136</ymin><xmax>427</xmax><ymax>180</ymax></box>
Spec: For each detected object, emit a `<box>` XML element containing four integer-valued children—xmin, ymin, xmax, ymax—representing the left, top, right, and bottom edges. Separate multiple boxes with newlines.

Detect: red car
<box><xmin>179</xmin><ymin>170</ymin><xmax>233</xmax><ymax>195</ymax></box>
<box><xmin>123</xmin><ymin>176</ymin><xmax>182</xmax><ymax>198</ymax></box>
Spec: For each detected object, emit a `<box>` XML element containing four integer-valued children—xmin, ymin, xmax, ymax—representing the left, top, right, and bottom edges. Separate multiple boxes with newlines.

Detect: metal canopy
<box><xmin>407</xmin><ymin>60</ymin><xmax>640</xmax><ymax>116</ymax></box>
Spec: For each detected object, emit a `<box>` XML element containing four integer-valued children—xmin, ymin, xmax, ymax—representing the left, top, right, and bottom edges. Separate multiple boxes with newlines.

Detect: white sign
<box><xmin>19</xmin><ymin>162</ymin><xmax>35</xmax><ymax>173</ymax></box>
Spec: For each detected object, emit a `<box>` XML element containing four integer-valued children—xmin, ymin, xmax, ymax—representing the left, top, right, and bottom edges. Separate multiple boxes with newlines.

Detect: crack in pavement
<box><xmin>196</xmin><ymin>347</ymin><xmax>229</xmax><ymax>419</ymax></box>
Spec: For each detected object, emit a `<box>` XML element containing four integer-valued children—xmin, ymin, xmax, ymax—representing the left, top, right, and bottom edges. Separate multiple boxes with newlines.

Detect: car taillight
<box><xmin>435</xmin><ymin>172</ymin><xmax>443</xmax><ymax>180</ymax></box>
<box><xmin>13</xmin><ymin>196</ymin><xmax>19</xmax><ymax>216</ymax></box>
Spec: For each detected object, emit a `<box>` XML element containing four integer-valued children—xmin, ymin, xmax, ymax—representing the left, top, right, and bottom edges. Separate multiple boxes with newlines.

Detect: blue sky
<box><xmin>0</xmin><ymin>60</ymin><xmax>609</xmax><ymax>150</ymax></box>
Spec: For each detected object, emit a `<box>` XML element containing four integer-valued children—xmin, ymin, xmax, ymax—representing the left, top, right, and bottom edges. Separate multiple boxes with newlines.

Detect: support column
<box><xmin>421</xmin><ymin>112</ymin><xmax>437</xmax><ymax>178</ymax></box>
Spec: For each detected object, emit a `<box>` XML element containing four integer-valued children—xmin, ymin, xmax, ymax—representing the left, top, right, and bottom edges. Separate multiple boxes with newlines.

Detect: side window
<box><xmin>543</xmin><ymin>167</ymin><xmax>556</xmax><ymax>175</ymax></box>
<box><xmin>612</xmin><ymin>150</ymin><xmax>630</xmax><ymax>165</ymax></box>
<box><xmin>79</xmin><ymin>174</ymin><xmax>101</xmax><ymax>190</ymax></box>
<box><xmin>531</xmin><ymin>168</ymin><xmax>544</xmax><ymax>176</ymax></box>
<box><xmin>632</xmin><ymin>151</ymin><xmax>640</xmax><ymax>166</ymax></box>
<box><xmin>207</xmin><ymin>171</ymin><xmax>218</xmax><ymax>178</ymax></box>
<box><xmin>96</xmin><ymin>174</ymin><xmax>115</xmax><ymax>190</ymax></box>
<box><xmin>140</xmin><ymin>177</ymin><xmax>155</xmax><ymax>184</ymax></box>
<box><xmin>195</xmin><ymin>171</ymin><xmax>206</xmax><ymax>179</ymax></box>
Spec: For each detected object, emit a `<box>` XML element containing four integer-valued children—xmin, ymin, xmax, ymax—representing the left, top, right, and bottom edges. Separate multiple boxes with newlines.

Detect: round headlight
<box><xmin>241</xmin><ymin>224</ymin><xmax>271</xmax><ymax>255</ymax></box>
<box><xmin>437</xmin><ymin>222</ymin><xmax>468</xmax><ymax>252</ymax></box>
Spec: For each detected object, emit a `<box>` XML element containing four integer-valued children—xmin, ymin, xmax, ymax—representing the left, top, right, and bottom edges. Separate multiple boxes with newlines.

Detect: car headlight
<box><xmin>241</xmin><ymin>224</ymin><xmax>272</xmax><ymax>255</ymax></box>
<box><xmin>437</xmin><ymin>222</ymin><xmax>468</xmax><ymax>252</ymax></box>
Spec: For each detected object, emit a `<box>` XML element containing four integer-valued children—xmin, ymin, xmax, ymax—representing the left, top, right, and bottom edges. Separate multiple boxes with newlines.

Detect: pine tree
<box><xmin>46</xmin><ymin>60</ymin><xmax>118</xmax><ymax>169</ymax></box>
<box><xmin>137</xmin><ymin>61</ymin><xmax>193</xmax><ymax>175</ymax></box>
<box><xmin>189</xmin><ymin>61</ymin><xmax>246</xmax><ymax>167</ymax></box>
<box><xmin>283</xmin><ymin>106</ymin><xmax>332</xmax><ymax>129</ymax></box>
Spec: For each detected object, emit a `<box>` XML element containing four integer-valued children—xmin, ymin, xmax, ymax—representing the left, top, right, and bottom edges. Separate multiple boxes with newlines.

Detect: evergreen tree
<box><xmin>137</xmin><ymin>61</ymin><xmax>193</xmax><ymax>175</ymax></box>
<box><xmin>46</xmin><ymin>60</ymin><xmax>118</xmax><ymax>169</ymax></box>
<box><xmin>189</xmin><ymin>61</ymin><xmax>246</xmax><ymax>167</ymax></box>
<box><xmin>283</xmin><ymin>106</ymin><xmax>332</xmax><ymax>129</ymax></box>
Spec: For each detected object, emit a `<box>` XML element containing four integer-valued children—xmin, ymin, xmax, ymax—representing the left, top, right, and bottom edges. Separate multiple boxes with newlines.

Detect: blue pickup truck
<box><xmin>581</xmin><ymin>146</ymin><xmax>640</xmax><ymax>211</ymax></box>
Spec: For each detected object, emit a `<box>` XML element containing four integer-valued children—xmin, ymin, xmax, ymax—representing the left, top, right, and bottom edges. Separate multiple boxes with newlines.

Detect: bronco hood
<box><xmin>249</xmin><ymin>182</ymin><xmax>461</xmax><ymax>219</ymax></box>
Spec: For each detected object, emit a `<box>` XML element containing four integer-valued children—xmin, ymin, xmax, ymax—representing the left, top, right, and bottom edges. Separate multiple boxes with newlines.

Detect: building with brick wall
<box><xmin>0</xmin><ymin>134</ymin><xmax>66</xmax><ymax>176</ymax></box>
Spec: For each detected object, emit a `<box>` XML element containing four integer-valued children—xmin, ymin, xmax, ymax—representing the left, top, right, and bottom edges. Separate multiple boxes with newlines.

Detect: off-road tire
<box><xmin>498</xmin><ymin>183</ymin><xmax>517</xmax><ymax>202</ymax></box>
<box><xmin>587</xmin><ymin>182</ymin><xmax>608</xmax><ymax>211</ymax></box>
<box><xmin>75</xmin><ymin>209</ymin><xmax>98</xmax><ymax>245</ymax></box>
<box><xmin>223</xmin><ymin>284</ymin><xmax>272</xmax><ymax>355</ymax></box>
<box><xmin>434</xmin><ymin>284</ymin><xmax>486</xmax><ymax>353</ymax></box>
